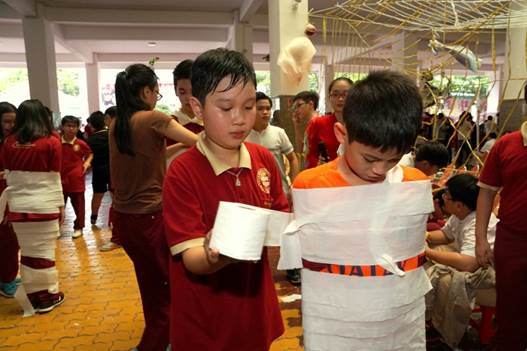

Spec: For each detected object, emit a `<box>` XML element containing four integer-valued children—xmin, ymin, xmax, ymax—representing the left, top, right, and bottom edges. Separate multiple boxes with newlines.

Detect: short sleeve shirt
<box><xmin>478</xmin><ymin>124</ymin><xmax>527</xmax><ymax>232</ymax></box>
<box><xmin>305</xmin><ymin>113</ymin><xmax>340</xmax><ymax>169</ymax></box>
<box><xmin>1</xmin><ymin>134</ymin><xmax>62</xmax><ymax>221</ymax></box>
<box><xmin>163</xmin><ymin>134</ymin><xmax>287</xmax><ymax>351</ymax></box>
<box><xmin>109</xmin><ymin>110</ymin><xmax>172</xmax><ymax>214</ymax></box>
<box><xmin>442</xmin><ymin>212</ymin><xmax>498</xmax><ymax>256</ymax></box>
<box><xmin>61</xmin><ymin>137</ymin><xmax>92</xmax><ymax>192</ymax></box>
<box><xmin>246</xmin><ymin>125</ymin><xmax>294</xmax><ymax>193</ymax></box>
<box><xmin>87</xmin><ymin>129</ymin><xmax>110</xmax><ymax>172</ymax></box>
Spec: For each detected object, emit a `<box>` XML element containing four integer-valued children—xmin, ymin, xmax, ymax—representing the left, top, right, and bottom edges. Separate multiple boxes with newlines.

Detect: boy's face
<box><xmin>254</xmin><ymin>99</ymin><xmax>271</xmax><ymax>131</ymax></box>
<box><xmin>1</xmin><ymin>112</ymin><xmax>15</xmax><ymax>137</ymax></box>
<box><xmin>62</xmin><ymin>122</ymin><xmax>79</xmax><ymax>140</ymax></box>
<box><xmin>343</xmin><ymin>141</ymin><xmax>404</xmax><ymax>183</ymax></box>
<box><xmin>335</xmin><ymin>121</ymin><xmax>403</xmax><ymax>183</ymax></box>
<box><xmin>175</xmin><ymin>79</ymin><xmax>193</xmax><ymax>113</ymax></box>
<box><xmin>190</xmin><ymin>77</ymin><xmax>256</xmax><ymax>150</ymax></box>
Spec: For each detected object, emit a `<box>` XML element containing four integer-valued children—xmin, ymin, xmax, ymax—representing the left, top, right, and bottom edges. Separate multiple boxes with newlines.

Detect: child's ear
<box><xmin>334</xmin><ymin>122</ymin><xmax>347</xmax><ymax>144</ymax></box>
<box><xmin>189</xmin><ymin>97</ymin><xmax>203</xmax><ymax>119</ymax></box>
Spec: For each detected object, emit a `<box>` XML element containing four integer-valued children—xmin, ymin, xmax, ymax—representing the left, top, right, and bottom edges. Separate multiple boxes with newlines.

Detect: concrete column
<box><xmin>485</xmin><ymin>69</ymin><xmax>500</xmax><ymax>116</ymax></box>
<box><xmin>323</xmin><ymin>64</ymin><xmax>334</xmax><ymax>114</ymax></box>
<box><xmin>228</xmin><ymin>19</ymin><xmax>254</xmax><ymax>62</ymax></box>
<box><xmin>391</xmin><ymin>32</ymin><xmax>419</xmax><ymax>81</ymax></box>
<box><xmin>85</xmin><ymin>62</ymin><xmax>99</xmax><ymax>114</ymax></box>
<box><xmin>21</xmin><ymin>12</ymin><xmax>60</xmax><ymax>113</ymax></box>
<box><xmin>268</xmin><ymin>0</ymin><xmax>309</xmax><ymax>146</ymax></box>
<box><xmin>500</xmin><ymin>2</ymin><xmax>527</xmax><ymax>132</ymax></box>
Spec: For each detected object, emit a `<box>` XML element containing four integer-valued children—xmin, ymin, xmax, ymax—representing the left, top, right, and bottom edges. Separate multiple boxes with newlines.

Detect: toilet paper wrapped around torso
<box><xmin>209</xmin><ymin>201</ymin><xmax>291</xmax><ymax>261</ymax></box>
<box><xmin>279</xmin><ymin>179</ymin><xmax>434</xmax><ymax>350</ymax></box>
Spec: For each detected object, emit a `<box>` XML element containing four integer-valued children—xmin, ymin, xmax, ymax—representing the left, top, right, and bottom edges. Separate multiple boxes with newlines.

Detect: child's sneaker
<box><xmin>34</xmin><ymin>292</ymin><xmax>65</xmax><ymax>314</ymax></box>
<box><xmin>72</xmin><ymin>229</ymin><xmax>83</xmax><ymax>239</ymax></box>
<box><xmin>90</xmin><ymin>214</ymin><xmax>97</xmax><ymax>225</ymax></box>
<box><xmin>0</xmin><ymin>280</ymin><xmax>18</xmax><ymax>298</ymax></box>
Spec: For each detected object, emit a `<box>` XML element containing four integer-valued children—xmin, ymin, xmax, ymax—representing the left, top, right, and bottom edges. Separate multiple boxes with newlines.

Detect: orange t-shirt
<box><xmin>293</xmin><ymin>158</ymin><xmax>427</xmax><ymax>189</ymax></box>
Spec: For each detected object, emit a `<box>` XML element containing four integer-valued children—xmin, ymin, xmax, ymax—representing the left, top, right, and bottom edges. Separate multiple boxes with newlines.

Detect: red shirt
<box><xmin>479</xmin><ymin>130</ymin><xmax>527</xmax><ymax>232</ymax></box>
<box><xmin>61</xmin><ymin>137</ymin><xmax>92</xmax><ymax>192</ymax></box>
<box><xmin>305</xmin><ymin>113</ymin><xmax>340</xmax><ymax>169</ymax></box>
<box><xmin>163</xmin><ymin>141</ymin><xmax>287</xmax><ymax>351</ymax></box>
<box><xmin>166</xmin><ymin>113</ymin><xmax>204</xmax><ymax>146</ymax></box>
<box><xmin>1</xmin><ymin>134</ymin><xmax>62</xmax><ymax>221</ymax></box>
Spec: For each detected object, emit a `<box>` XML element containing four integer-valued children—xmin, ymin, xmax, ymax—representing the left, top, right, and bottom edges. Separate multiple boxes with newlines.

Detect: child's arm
<box><xmin>425</xmin><ymin>248</ymin><xmax>479</xmax><ymax>272</ymax></box>
<box><xmin>181</xmin><ymin>232</ymin><xmax>236</xmax><ymax>275</ymax></box>
<box><xmin>83</xmin><ymin>153</ymin><xmax>93</xmax><ymax>174</ymax></box>
<box><xmin>426</xmin><ymin>230</ymin><xmax>452</xmax><ymax>246</ymax></box>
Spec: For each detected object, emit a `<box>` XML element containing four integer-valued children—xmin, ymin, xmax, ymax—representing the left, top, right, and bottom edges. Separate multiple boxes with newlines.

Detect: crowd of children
<box><xmin>0</xmin><ymin>46</ymin><xmax>526</xmax><ymax>351</ymax></box>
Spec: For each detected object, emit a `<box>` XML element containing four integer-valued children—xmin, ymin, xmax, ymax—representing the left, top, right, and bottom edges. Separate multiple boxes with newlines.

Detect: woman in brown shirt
<box><xmin>110</xmin><ymin>63</ymin><xmax>197</xmax><ymax>351</ymax></box>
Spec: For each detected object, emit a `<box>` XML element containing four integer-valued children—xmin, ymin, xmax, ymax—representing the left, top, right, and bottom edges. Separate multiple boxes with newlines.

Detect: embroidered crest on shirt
<box><xmin>73</xmin><ymin>144</ymin><xmax>80</xmax><ymax>152</ymax></box>
<box><xmin>256</xmin><ymin>168</ymin><xmax>271</xmax><ymax>194</ymax></box>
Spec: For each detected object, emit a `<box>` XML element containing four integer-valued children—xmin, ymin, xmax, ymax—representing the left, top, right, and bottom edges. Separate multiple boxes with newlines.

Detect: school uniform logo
<box><xmin>73</xmin><ymin>144</ymin><xmax>80</xmax><ymax>152</ymax></box>
<box><xmin>256</xmin><ymin>168</ymin><xmax>271</xmax><ymax>194</ymax></box>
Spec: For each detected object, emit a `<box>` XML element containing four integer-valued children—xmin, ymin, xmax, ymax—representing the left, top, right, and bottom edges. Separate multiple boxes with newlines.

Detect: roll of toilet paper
<box><xmin>210</xmin><ymin>201</ymin><xmax>271</xmax><ymax>260</ymax></box>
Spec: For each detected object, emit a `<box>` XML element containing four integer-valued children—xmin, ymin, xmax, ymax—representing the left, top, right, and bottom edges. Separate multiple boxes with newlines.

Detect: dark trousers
<box><xmin>113</xmin><ymin>210</ymin><xmax>170</xmax><ymax>351</ymax></box>
<box><xmin>63</xmin><ymin>192</ymin><xmax>85</xmax><ymax>230</ymax></box>
<box><xmin>108</xmin><ymin>206</ymin><xmax>121</xmax><ymax>245</ymax></box>
<box><xmin>0</xmin><ymin>222</ymin><xmax>19</xmax><ymax>283</ymax></box>
<box><xmin>494</xmin><ymin>224</ymin><xmax>527</xmax><ymax>351</ymax></box>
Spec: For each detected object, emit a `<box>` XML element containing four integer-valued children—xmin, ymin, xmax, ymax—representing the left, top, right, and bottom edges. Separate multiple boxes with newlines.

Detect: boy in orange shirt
<box><xmin>292</xmin><ymin>70</ymin><xmax>431</xmax><ymax>350</ymax></box>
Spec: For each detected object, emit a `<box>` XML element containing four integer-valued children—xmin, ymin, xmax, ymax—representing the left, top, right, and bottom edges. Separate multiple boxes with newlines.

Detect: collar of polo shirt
<box><xmin>196</xmin><ymin>133</ymin><xmax>252</xmax><ymax>175</ymax></box>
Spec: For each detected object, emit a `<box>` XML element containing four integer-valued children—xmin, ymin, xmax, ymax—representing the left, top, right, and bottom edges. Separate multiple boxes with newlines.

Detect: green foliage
<box><xmin>431</xmin><ymin>75</ymin><xmax>490</xmax><ymax>97</ymax></box>
<box><xmin>155</xmin><ymin>104</ymin><xmax>172</xmax><ymax>115</ymax></box>
<box><xmin>57</xmin><ymin>69</ymin><xmax>80</xmax><ymax>96</ymax></box>
<box><xmin>0</xmin><ymin>69</ymin><xmax>28</xmax><ymax>93</ymax></box>
<box><xmin>256</xmin><ymin>71</ymin><xmax>320</xmax><ymax>96</ymax></box>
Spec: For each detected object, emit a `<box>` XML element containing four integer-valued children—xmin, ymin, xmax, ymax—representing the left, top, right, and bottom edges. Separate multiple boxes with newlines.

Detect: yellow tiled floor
<box><xmin>0</xmin><ymin>176</ymin><xmax>303</xmax><ymax>351</ymax></box>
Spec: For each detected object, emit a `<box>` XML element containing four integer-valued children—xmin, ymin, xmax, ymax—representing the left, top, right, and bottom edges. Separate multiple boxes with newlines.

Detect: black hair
<box><xmin>104</xmin><ymin>106</ymin><xmax>117</xmax><ymax>118</ymax></box>
<box><xmin>191</xmin><ymin>48</ymin><xmax>256</xmax><ymax>106</ymax></box>
<box><xmin>114</xmin><ymin>63</ymin><xmax>158</xmax><ymax>155</ymax></box>
<box><xmin>433</xmin><ymin>188</ymin><xmax>446</xmax><ymax>212</ymax></box>
<box><xmin>61</xmin><ymin>115</ymin><xmax>80</xmax><ymax>127</ymax></box>
<box><xmin>342</xmin><ymin>70</ymin><xmax>422</xmax><ymax>153</ymax></box>
<box><xmin>173</xmin><ymin>59</ymin><xmax>193</xmax><ymax>86</ymax></box>
<box><xmin>488</xmin><ymin>132</ymin><xmax>497</xmax><ymax>139</ymax></box>
<box><xmin>256</xmin><ymin>92</ymin><xmax>272</xmax><ymax>107</ymax></box>
<box><xmin>292</xmin><ymin>91</ymin><xmax>319</xmax><ymax>110</ymax></box>
<box><xmin>329</xmin><ymin>77</ymin><xmax>353</xmax><ymax>93</ymax></box>
<box><xmin>446</xmin><ymin>173</ymin><xmax>479</xmax><ymax>211</ymax></box>
<box><xmin>0</xmin><ymin>101</ymin><xmax>16</xmax><ymax>140</ymax></box>
<box><xmin>13</xmin><ymin>99</ymin><xmax>52</xmax><ymax>144</ymax></box>
<box><xmin>88</xmin><ymin>111</ymin><xmax>105</xmax><ymax>131</ymax></box>
<box><xmin>415</xmin><ymin>141</ymin><xmax>449</xmax><ymax>168</ymax></box>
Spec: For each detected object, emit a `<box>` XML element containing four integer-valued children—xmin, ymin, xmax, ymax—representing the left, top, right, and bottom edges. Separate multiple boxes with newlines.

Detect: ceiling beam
<box><xmin>44</xmin><ymin>7</ymin><xmax>233</xmax><ymax>27</ymax></box>
<box><xmin>54</xmin><ymin>24</ymin><xmax>93</xmax><ymax>64</ymax></box>
<box><xmin>4</xmin><ymin>0</ymin><xmax>36</xmax><ymax>17</ymax></box>
<box><xmin>239</xmin><ymin>0</ymin><xmax>264</xmax><ymax>22</ymax></box>
<box><xmin>60</xmin><ymin>25</ymin><xmax>228</xmax><ymax>42</ymax></box>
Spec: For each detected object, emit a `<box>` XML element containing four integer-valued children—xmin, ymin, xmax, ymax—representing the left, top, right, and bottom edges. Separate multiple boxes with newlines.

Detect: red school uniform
<box><xmin>163</xmin><ymin>136</ymin><xmax>287</xmax><ymax>351</ymax></box>
<box><xmin>1</xmin><ymin>135</ymin><xmax>62</xmax><ymax>222</ymax></box>
<box><xmin>60</xmin><ymin>136</ymin><xmax>91</xmax><ymax>193</ymax></box>
<box><xmin>305</xmin><ymin>113</ymin><xmax>340</xmax><ymax>169</ymax></box>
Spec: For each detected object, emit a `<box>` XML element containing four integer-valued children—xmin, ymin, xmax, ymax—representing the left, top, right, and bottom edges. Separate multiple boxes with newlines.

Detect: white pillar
<box><xmin>323</xmin><ymin>64</ymin><xmax>334</xmax><ymax>114</ymax></box>
<box><xmin>85</xmin><ymin>62</ymin><xmax>100</xmax><ymax>113</ymax></box>
<box><xmin>500</xmin><ymin>1</ymin><xmax>527</xmax><ymax>131</ymax></box>
<box><xmin>21</xmin><ymin>13</ymin><xmax>60</xmax><ymax>113</ymax></box>
<box><xmin>391</xmin><ymin>32</ymin><xmax>419</xmax><ymax>80</ymax></box>
<box><xmin>268</xmin><ymin>0</ymin><xmax>309</xmax><ymax>96</ymax></box>
<box><xmin>228</xmin><ymin>14</ymin><xmax>254</xmax><ymax>62</ymax></box>
<box><xmin>486</xmin><ymin>69</ymin><xmax>500</xmax><ymax>116</ymax></box>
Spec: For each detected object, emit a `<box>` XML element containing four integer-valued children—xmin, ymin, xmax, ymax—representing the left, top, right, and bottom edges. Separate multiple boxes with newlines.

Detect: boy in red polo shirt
<box><xmin>60</xmin><ymin>115</ymin><xmax>92</xmax><ymax>239</ymax></box>
<box><xmin>163</xmin><ymin>48</ymin><xmax>287</xmax><ymax>351</ymax></box>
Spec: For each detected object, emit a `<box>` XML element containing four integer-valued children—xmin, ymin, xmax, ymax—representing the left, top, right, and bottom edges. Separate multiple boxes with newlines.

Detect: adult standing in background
<box><xmin>110</xmin><ymin>63</ymin><xmax>198</xmax><ymax>351</ymax></box>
